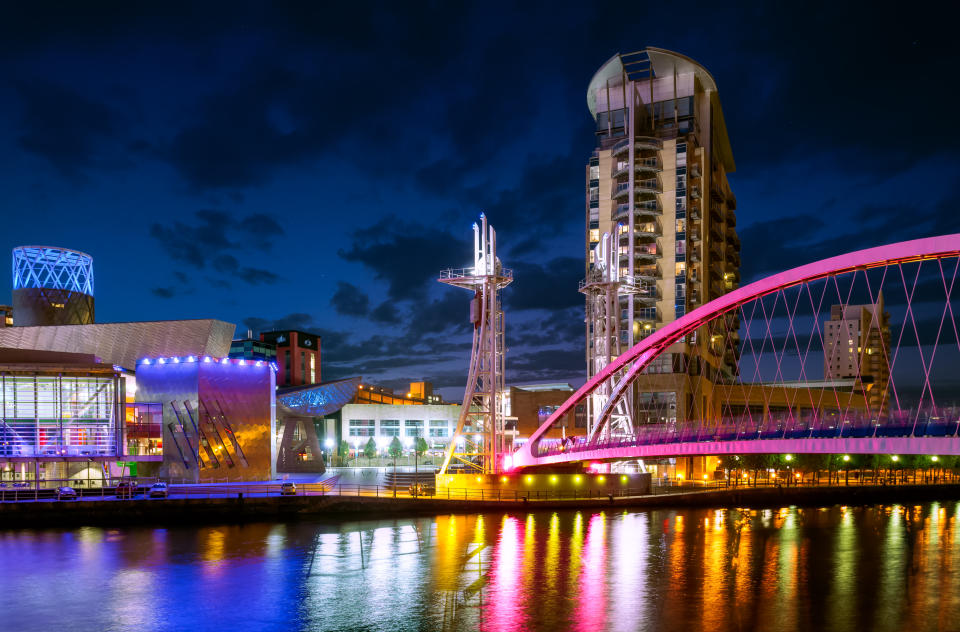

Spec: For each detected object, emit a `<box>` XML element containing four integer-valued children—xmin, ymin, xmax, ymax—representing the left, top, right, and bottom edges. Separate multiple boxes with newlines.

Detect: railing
<box><xmin>611</xmin><ymin>137</ymin><xmax>663</xmax><ymax>155</ymax></box>
<box><xmin>535</xmin><ymin>409</ymin><xmax>960</xmax><ymax>458</ymax></box>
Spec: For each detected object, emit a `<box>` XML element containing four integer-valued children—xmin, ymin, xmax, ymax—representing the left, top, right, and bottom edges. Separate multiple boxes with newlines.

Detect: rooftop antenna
<box><xmin>437</xmin><ymin>214</ymin><xmax>513</xmax><ymax>476</ymax></box>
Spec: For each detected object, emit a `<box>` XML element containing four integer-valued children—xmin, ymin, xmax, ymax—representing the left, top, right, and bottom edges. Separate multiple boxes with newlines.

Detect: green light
<box><xmin>932</xmin><ymin>456</ymin><xmax>939</xmax><ymax>462</ymax></box>
<box><xmin>892</xmin><ymin>455</ymin><xmax>899</xmax><ymax>462</ymax></box>
<box><xmin>784</xmin><ymin>454</ymin><xmax>793</xmax><ymax>461</ymax></box>
<box><xmin>843</xmin><ymin>455</ymin><xmax>850</xmax><ymax>462</ymax></box>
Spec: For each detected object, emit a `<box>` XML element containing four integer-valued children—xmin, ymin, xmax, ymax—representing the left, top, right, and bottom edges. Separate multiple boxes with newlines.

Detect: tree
<box><xmin>415</xmin><ymin>437</ymin><xmax>429</xmax><ymax>457</ymax></box>
<box><xmin>338</xmin><ymin>440</ymin><xmax>350</xmax><ymax>460</ymax></box>
<box><xmin>364</xmin><ymin>437</ymin><xmax>377</xmax><ymax>460</ymax></box>
<box><xmin>388</xmin><ymin>436</ymin><xmax>403</xmax><ymax>460</ymax></box>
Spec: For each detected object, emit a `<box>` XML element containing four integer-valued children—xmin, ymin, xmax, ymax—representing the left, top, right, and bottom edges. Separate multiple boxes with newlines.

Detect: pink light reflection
<box><xmin>573</xmin><ymin>513</ymin><xmax>608</xmax><ymax>631</ymax></box>
<box><xmin>486</xmin><ymin>515</ymin><xmax>525</xmax><ymax>632</ymax></box>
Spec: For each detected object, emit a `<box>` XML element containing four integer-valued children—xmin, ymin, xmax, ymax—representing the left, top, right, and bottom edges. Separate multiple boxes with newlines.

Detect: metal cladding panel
<box><xmin>137</xmin><ymin>359</ymin><xmax>276</xmax><ymax>482</ymax></box>
<box><xmin>277</xmin><ymin>377</ymin><xmax>360</xmax><ymax>417</ymax></box>
<box><xmin>198</xmin><ymin>361</ymin><xmax>275</xmax><ymax>482</ymax></box>
<box><xmin>12</xmin><ymin>288</ymin><xmax>94</xmax><ymax>326</ymax></box>
<box><xmin>0</xmin><ymin>320</ymin><xmax>234</xmax><ymax>369</ymax></box>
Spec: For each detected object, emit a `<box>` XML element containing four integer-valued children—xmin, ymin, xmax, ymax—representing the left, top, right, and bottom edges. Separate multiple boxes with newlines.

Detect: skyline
<box><xmin>1</xmin><ymin>2</ymin><xmax>958</xmax><ymax>399</ymax></box>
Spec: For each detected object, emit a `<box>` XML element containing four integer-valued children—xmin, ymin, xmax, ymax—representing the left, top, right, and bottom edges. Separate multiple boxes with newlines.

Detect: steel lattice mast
<box><xmin>438</xmin><ymin>214</ymin><xmax>513</xmax><ymax>476</ymax></box>
<box><xmin>581</xmin><ymin>230</ymin><xmax>643</xmax><ymax>441</ymax></box>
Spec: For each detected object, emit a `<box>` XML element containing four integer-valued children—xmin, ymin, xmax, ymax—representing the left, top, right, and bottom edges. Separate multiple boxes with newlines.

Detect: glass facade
<box><xmin>0</xmin><ymin>373</ymin><xmax>119</xmax><ymax>457</ymax></box>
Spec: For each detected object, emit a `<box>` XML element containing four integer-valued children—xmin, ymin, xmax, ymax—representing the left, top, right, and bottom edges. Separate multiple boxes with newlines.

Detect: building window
<box><xmin>310</xmin><ymin>354</ymin><xmax>316</xmax><ymax>383</ymax></box>
<box><xmin>404</xmin><ymin>420</ymin><xmax>424</xmax><ymax>437</ymax></box>
<box><xmin>380</xmin><ymin>420</ymin><xmax>400</xmax><ymax>437</ymax></box>
<box><xmin>348</xmin><ymin>420</ymin><xmax>375</xmax><ymax>437</ymax></box>
<box><xmin>284</xmin><ymin>351</ymin><xmax>290</xmax><ymax>385</ymax></box>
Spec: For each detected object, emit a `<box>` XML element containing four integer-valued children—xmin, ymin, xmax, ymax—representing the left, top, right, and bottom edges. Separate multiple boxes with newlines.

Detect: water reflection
<box><xmin>2</xmin><ymin>502</ymin><xmax>960</xmax><ymax>631</ymax></box>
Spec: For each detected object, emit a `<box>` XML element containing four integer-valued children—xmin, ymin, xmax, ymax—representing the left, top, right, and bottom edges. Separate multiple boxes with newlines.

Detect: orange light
<box><xmin>795</xmin><ymin>473</ymin><xmax>801</xmax><ymax>478</ymax></box>
<box><xmin>500</xmin><ymin>476</ymin><xmax>507</xmax><ymax>483</ymax></box>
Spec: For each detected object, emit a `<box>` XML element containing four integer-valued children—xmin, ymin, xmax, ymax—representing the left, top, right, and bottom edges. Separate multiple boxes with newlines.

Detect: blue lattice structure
<box><xmin>11</xmin><ymin>246</ymin><xmax>95</xmax><ymax>326</ymax></box>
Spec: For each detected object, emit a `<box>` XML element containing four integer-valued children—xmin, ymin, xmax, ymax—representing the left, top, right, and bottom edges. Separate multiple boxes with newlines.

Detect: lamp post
<box><xmin>324</xmin><ymin>437</ymin><xmax>334</xmax><ymax>467</ymax></box>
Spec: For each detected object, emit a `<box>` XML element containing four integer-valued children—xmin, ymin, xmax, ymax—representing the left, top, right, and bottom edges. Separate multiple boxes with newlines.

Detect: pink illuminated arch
<box><xmin>511</xmin><ymin>234</ymin><xmax>960</xmax><ymax>469</ymax></box>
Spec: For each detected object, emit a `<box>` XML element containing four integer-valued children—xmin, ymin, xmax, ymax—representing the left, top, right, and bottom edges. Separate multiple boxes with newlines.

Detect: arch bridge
<box><xmin>511</xmin><ymin>234</ymin><xmax>960</xmax><ymax>470</ymax></box>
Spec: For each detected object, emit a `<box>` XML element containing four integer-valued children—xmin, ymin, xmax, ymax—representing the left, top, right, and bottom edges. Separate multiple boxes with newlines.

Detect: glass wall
<box><xmin>1</xmin><ymin>374</ymin><xmax>119</xmax><ymax>457</ymax></box>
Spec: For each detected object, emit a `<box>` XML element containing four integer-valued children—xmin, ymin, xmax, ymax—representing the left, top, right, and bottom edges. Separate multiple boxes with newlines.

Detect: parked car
<box><xmin>115</xmin><ymin>481</ymin><xmax>138</xmax><ymax>498</ymax></box>
<box><xmin>408</xmin><ymin>483</ymin><xmax>435</xmax><ymax>497</ymax></box>
<box><xmin>149</xmin><ymin>482</ymin><xmax>168</xmax><ymax>498</ymax></box>
<box><xmin>280</xmin><ymin>482</ymin><xmax>297</xmax><ymax>496</ymax></box>
<box><xmin>56</xmin><ymin>486</ymin><xmax>77</xmax><ymax>500</ymax></box>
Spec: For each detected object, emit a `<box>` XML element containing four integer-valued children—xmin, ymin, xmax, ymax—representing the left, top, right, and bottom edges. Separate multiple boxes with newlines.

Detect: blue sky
<box><xmin>0</xmin><ymin>1</ymin><xmax>957</xmax><ymax>399</ymax></box>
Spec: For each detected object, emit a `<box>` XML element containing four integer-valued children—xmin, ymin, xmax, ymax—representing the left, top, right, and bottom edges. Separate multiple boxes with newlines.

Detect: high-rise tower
<box><xmin>584</xmin><ymin>48</ymin><xmax>740</xmax><ymax>427</ymax></box>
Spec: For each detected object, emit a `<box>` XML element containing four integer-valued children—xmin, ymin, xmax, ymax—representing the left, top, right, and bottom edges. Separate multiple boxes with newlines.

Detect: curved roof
<box><xmin>277</xmin><ymin>376</ymin><xmax>361</xmax><ymax>417</ymax></box>
<box><xmin>586</xmin><ymin>47</ymin><xmax>719</xmax><ymax>120</ymax></box>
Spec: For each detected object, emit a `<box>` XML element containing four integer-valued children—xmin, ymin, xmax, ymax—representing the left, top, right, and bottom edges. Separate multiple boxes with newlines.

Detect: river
<box><xmin>2</xmin><ymin>502</ymin><xmax>959</xmax><ymax>631</ymax></box>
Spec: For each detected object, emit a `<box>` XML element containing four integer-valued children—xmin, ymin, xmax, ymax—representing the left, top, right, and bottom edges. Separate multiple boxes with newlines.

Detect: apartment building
<box><xmin>584</xmin><ymin>48</ymin><xmax>740</xmax><ymax>425</ymax></box>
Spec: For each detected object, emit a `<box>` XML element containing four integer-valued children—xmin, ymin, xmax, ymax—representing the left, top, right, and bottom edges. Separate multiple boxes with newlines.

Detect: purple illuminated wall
<box><xmin>136</xmin><ymin>357</ymin><xmax>276</xmax><ymax>482</ymax></box>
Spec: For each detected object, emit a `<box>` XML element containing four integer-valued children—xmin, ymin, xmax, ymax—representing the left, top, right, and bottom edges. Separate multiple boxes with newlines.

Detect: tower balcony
<box><xmin>613</xmin><ymin>179</ymin><xmax>661</xmax><ymax>199</ymax></box>
<box><xmin>613</xmin><ymin>201</ymin><xmax>662</xmax><ymax>221</ymax></box>
<box><xmin>611</xmin><ymin>136</ymin><xmax>663</xmax><ymax>156</ymax></box>
<box><xmin>612</xmin><ymin>158</ymin><xmax>662</xmax><ymax>179</ymax></box>
<box><xmin>690</xmin><ymin>185</ymin><xmax>701</xmax><ymax>200</ymax></box>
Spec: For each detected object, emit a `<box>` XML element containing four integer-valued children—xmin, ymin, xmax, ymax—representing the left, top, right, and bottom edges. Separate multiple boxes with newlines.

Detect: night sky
<box><xmin>1</xmin><ymin>2</ymin><xmax>957</xmax><ymax>399</ymax></box>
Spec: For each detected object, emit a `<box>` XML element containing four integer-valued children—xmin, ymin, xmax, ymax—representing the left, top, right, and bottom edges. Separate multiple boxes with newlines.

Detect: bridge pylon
<box><xmin>438</xmin><ymin>214</ymin><xmax>513</xmax><ymax>476</ymax></box>
<box><xmin>581</xmin><ymin>231</ymin><xmax>645</xmax><ymax>441</ymax></box>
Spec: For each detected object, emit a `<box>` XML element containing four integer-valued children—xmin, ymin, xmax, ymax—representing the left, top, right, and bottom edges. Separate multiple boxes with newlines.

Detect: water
<box><xmin>2</xmin><ymin>503</ymin><xmax>960</xmax><ymax>631</ymax></box>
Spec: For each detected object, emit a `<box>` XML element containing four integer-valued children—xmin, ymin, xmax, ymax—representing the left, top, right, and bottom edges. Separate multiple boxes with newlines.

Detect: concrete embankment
<box><xmin>4</xmin><ymin>484</ymin><xmax>960</xmax><ymax>528</ymax></box>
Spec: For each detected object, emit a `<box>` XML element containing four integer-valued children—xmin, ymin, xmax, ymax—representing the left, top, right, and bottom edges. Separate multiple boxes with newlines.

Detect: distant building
<box><xmin>229</xmin><ymin>330</ymin><xmax>277</xmax><ymax>362</ymax></box>
<box><xmin>273</xmin><ymin>377</ymin><xmax>460</xmax><ymax>472</ymax></box>
<box><xmin>505</xmin><ymin>383</ymin><xmax>585</xmax><ymax>446</ymax></box>
<box><xmin>260</xmin><ymin>330</ymin><xmax>320</xmax><ymax>386</ymax></box>
<box><xmin>0</xmin><ymin>305</ymin><xmax>12</xmax><ymax>327</ymax></box>
<box><xmin>824</xmin><ymin>294</ymin><xmax>891</xmax><ymax>414</ymax></box>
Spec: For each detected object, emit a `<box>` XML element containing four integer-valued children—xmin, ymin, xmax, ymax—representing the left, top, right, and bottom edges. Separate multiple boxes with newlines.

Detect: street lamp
<box><xmin>324</xmin><ymin>437</ymin><xmax>334</xmax><ymax>465</ymax></box>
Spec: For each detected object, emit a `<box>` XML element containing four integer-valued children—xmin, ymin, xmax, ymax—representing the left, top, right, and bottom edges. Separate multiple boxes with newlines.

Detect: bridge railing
<box><xmin>536</xmin><ymin>407</ymin><xmax>960</xmax><ymax>458</ymax></box>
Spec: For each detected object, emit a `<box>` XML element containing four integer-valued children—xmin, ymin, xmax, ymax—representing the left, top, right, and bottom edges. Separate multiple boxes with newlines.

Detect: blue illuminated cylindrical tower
<box><xmin>12</xmin><ymin>246</ymin><xmax>95</xmax><ymax>326</ymax></box>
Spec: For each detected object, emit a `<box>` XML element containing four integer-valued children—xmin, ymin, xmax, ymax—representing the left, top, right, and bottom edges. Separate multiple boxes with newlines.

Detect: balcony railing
<box><xmin>611</xmin><ymin>136</ymin><xmax>663</xmax><ymax>155</ymax></box>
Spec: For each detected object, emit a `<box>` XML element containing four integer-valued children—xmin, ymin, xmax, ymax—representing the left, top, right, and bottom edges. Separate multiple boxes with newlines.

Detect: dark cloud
<box><xmin>150</xmin><ymin>209</ymin><xmax>284</xmax><ymax>284</ymax></box>
<box><xmin>740</xmin><ymin>186</ymin><xmax>960</xmax><ymax>282</ymax></box>
<box><xmin>507</xmin><ymin>348</ymin><xmax>585</xmax><ymax>385</ymax></box>
<box><xmin>338</xmin><ymin>218</ymin><xmax>470</xmax><ymax>300</ymax></box>
<box><xmin>507</xmin><ymin>257</ymin><xmax>583</xmax><ymax>311</ymax></box>
<box><xmin>15</xmin><ymin>80</ymin><xmax>119</xmax><ymax>178</ymax></box>
<box><xmin>151</xmin><ymin>286</ymin><xmax>176</xmax><ymax>299</ymax></box>
<box><xmin>370</xmin><ymin>301</ymin><xmax>401</xmax><ymax>324</ymax></box>
<box><xmin>330</xmin><ymin>282</ymin><xmax>369</xmax><ymax>317</ymax></box>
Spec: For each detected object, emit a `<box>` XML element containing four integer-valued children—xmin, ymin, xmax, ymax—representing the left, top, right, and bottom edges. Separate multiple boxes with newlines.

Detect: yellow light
<box><xmin>500</xmin><ymin>476</ymin><xmax>507</xmax><ymax>483</ymax></box>
<box><xmin>892</xmin><ymin>455</ymin><xmax>899</xmax><ymax>462</ymax></box>
<box><xmin>677</xmin><ymin>473</ymin><xmax>684</xmax><ymax>480</ymax></box>
<box><xmin>475</xmin><ymin>477</ymin><xmax>482</xmax><ymax>483</ymax></box>
<box><xmin>358</xmin><ymin>385</ymin><xmax>363</xmax><ymax>389</ymax></box>
<box><xmin>598</xmin><ymin>475</ymin><xmax>605</xmax><ymax>483</ymax></box>
<box><xmin>574</xmin><ymin>475</ymin><xmax>581</xmax><ymax>483</ymax></box>
<box><xmin>843</xmin><ymin>455</ymin><xmax>850</xmax><ymax>462</ymax></box>
<box><xmin>932</xmin><ymin>455</ymin><xmax>939</xmax><ymax>462</ymax></box>
<box><xmin>550</xmin><ymin>475</ymin><xmax>557</xmax><ymax>483</ymax></box>
<box><xmin>620</xmin><ymin>475</ymin><xmax>628</xmax><ymax>483</ymax></box>
<box><xmin>702</xmin><ymin>474</ymin><xmax>708</xmax><ymax>480</ymax></box>
<box><xmin>525</xmin><ymin>476</ymin><xmax>532</xmax><ymax>484</ymax></box>
<box><xmin>795</xmin><ymin>473</ymin><xmax>801</xmax><ymax>478</ymax></box>
<box><xmin>743</xmin><ymin>473</ymin><xmax>749</xmax><ymax>478</ymax></box>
